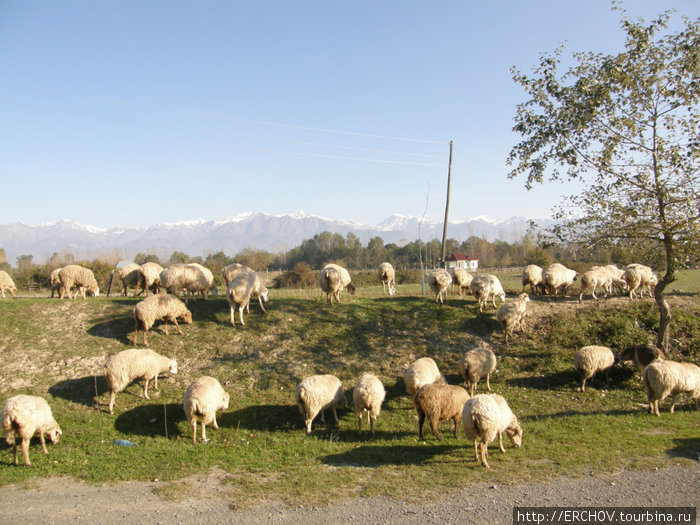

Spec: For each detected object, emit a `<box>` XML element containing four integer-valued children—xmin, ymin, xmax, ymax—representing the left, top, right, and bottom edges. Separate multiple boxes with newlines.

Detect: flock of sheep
<box><xmin>1</xmin><ymin>259</ymin><xmax>699</xmax><ymax>469</ymax></box>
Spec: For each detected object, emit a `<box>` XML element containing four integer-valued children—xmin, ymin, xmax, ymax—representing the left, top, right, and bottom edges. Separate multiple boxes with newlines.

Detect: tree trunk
<box><xmin>654</xmin><ymin>272</ymin><xmax>675</xmax><ymax>353</ymax></box>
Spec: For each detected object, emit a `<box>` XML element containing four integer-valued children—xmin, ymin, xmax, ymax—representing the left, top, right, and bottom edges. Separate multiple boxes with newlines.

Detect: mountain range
<box><xmin>0</xmin><ymin>212</ymin><xmax>546</xmax><ymax>264</ymax></box>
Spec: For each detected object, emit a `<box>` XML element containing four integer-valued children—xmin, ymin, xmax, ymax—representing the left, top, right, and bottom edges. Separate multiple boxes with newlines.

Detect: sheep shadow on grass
<box><xmin>321</xmin><ymin>444</ymin><xmax>462</xmax><ymax>468</ymax></box>
<box><xmin>87</xmin><ymin>316</ymin><xmax>134</xmax><ymax>344</ymax></box>
<box><xmin>667</xmin><ymin>437</ymin><xmax>700</xmax><ymax>461</ymax></box>
<box><xmin>507</xmin><ymin>366</ymin><xmax>636</xmax><ymax>391</ymax></box>
<box><xmin>48</xmin><ymin>375</ymin><xmax>109</xmax><ymax>407</ymax></box>
<box><xmin>114</xmin><ymin>403</ymin><xmax>185</xmax><ymax>438</ymax></box>
<box><xmin>225</xmin><ymin>404</ymin><xmax>316</xmax><ymax>432</ymax></box>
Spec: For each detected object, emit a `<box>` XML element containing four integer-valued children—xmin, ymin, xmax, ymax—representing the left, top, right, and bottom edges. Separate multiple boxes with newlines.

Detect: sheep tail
<box><xmin>471</xmin><ymin>413</ymin><xmax>480</xmax><ymax>433</ymax></box>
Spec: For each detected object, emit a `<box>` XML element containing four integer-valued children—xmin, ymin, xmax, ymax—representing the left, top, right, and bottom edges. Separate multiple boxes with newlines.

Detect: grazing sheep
<box><xmin>578</xmin><ymin>267</ymin><xmax>625</xmax><ymax>303</ymax></box>
<box><xmin>138</xmin><ymin>262</ymin><xmax>164</xmax><ymax>295</ymax></box>
<box><xmin>461</xmin><ymin>394</ymin><xmax>523</xmax><ymax>469</ymax></box>
<box><xmin>542</xmin><ymin>263</ymin><xmax>578</xmax><ymax>297</ymax></box>
<box><xmin>643</xmin><ymin>360</ymin><xmax>700</xmax><ymax>416</ymax></box>
<box><xmin>470</xmin><ymin>274</ymin><xmax>506</xmax><ymax>312</ymax></box>
<box><xmin>2</xmin><ymin>395</ymin><xmax>62</xmax><ymax>466</ymax></box>
<box><xmin>133</xmin><ymin>293</ymin><xmax>193</xmax><ymax>346</ymax></box>
<box><xmin>0</xmin><ymin>270</ymin><xmax>17</xmax><ymax>298</ymax></box>
<box><xmin>49</xmin><ymin>268</ymin><xmax>63</xmax><ymax>298</ymax></box>
<box><xmin>378</xmin><ymin>262</ymin><xmax>396</xmax><ymax>296</ymax></box>
<box><xmin>222</xmin><ymin>263</ymin><xmax>253</xmax><ymax>286</ymax></box>
<box><xmin>414</xmin><ymin>383</ymin><xmax>470</xmax><ymax>441</ymax></box>
<box><xmin>105</xmin><ymin>348</ymin><xmax>178</xmax><ymax>414</ymax></box>
<box><xmin>353</xmin><ymin>373</ymin><xmax>386</xmax><ymax>434</ymax></box>
<box><xmin>295</xmin><ymin>374</ymin><xmax>345</xmax><ymax>434</ymax></box>
<box><xmin>160</xmin><ymin>264</ymin><xmax>215</xmax><ymax>299</ymax></box>
<box><xmin>497</xmin><ymin>293</ymin><xmax>530</xmax><ymax>345</ymax></box>
<box><xmin>183</xmin><ymin>376</ymin><xmax>230</xmax><ymax>444</ymax></box>
<box><xmin>618</xmin><ymin>344</ymin><xmax>665</xmax><ymax>376</ymax></box>
<box><xmin>118</xmin><ymin>264</ymin><xmax>142</xmax><ymax>297</ymax></box>
<box><xmin>187</xmin><ymin>263</ymin><xmax>217</xmax><ymax>297</ymax></box>
<box><xmin>623</xmin><ymin>264</ymin><xmax>658</xmax><ymax>300</ymax></box>
<box><xmin>319</xmin><ymin>263</ymin><xmax>355</xmax><ymax>305</ymax></box>
<box><xmin>521</xmin><ymin>265</ymin><xmax>544</xmax><ymax>295</ymax></box>
<box><xmin>226</xmin><ymin>271</ymin><xmax>268</xmax><ymax>326</ymax></box>
<box><xmin>452</xmin><ymin>268</ymin><xmax>473</xmax><ymax>297</ymax></box>
<box><xmin>427</xmin><ymin>268</ymin><xmax>452</xmax><ymax>305</ymax></box>
<box><xmin>58</xmin><ymin>264</ymin><xmax>100</xmax><ymax>299</ymax></box>
<box><xmin>459</xmin><ymin>346</ymin><xmax>497</xmax><ymax>396</ymax></box>
<box><xmin>404</xmin><ymin>357</ymin><xmax>445</xmax><ymax>396</ymax></box>
<box><xmin>574</xmin><ymin>345</ymin><xmax>615</xmax><ymax>391</ymax></box>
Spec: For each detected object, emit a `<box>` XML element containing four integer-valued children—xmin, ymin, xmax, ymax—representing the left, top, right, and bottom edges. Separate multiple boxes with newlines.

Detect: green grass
<box><xmin>0</xmin><ymin>270</ymin><xmax>699</xmax><ymax>506</ymax></box>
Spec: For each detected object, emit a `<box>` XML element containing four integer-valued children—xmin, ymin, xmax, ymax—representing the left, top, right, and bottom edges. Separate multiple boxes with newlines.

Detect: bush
<box><xmin>274</xmin><ymin>262</ymin><xmax>316</xmax><ymax>289</ymax></box>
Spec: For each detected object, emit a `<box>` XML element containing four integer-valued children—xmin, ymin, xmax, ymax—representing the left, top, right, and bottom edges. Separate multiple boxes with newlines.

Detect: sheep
<box><xmin>105</xmin><ymin>348</ymin><xmax>178</xmax><ymax>414</ymax></box>
<box><xmin>187</xmin><ymin>263</ymin><xmax>217</xmax><ymax>297</ymax></box>
<box><xmin>470</xmin><ymin>274</ymin><xmax>506</xmax><ymax>312</ymax></box>
<box><xmin>49</xmin><ymin>268</ymin><xmax>63</xmax><ymax>298</ymax></box>
<box><xmin>2</xmin><ymin>395</ymin><xmax>62</xmax><ymax>466</ymax></box>
<box><xmin>137</xmin><ymin>262</ymin><xmax>164</xmax><ymax>295</ymax></box>
<box><xmin>459</xmin><ymin>346</ymin><xmax>497</xmax><ymax>396</ymax></box>
<box><xmin>574</xmin><ymin>345</ymin><xmax>615</xmax><ymax>391</ymax></box>
<box><xmin>461</xmin><ymin>394</ymin><xmax>523</xmax><ymax>469</ymax></box>
<box><xmin>353</xmin><ymin>373</ymin><xmax>385</xmax><ymax>434</ymax></box>
<box><xmin>226</xmin><ymin>271</ymin><xmax>268</xmax><ymax>326</ymax></box>
<box><xmin>404</xmin><ymin>357</ymin><xmax>445</xmax><ymax>396</ymax></box>
<box><xmin>578</xmin><ymin>267</ymin><xmax>625</xmax><ymax>303</ymax></box>
<box><xmin>118</xmin><ymin>263</ymin><xmax>142</xmax><ymax>297</ymax></box>
<box><xmin>496</xmin><ymin>293</ymin><xmax>530</xmax><ymax>345</ymax></box>
<box><xmin>623</xmin><ymin>264</ymin><xmax>658</xmax><ymax>300</ymax></box>
<box><xmin>427</xmin><ymin>268</ymin><xmax>452</xmax><ymax>305</ymax></box>
<box><xmin>521</xmin><ymin>265</ymin><xmax>544</xmax><ymax>295</ymax></box>
<box><xmin>618</xmin><ymin>344</ymin><xmax>665</xmax><ymax>376</ymax></box>
<box><xmin>319</xmin><ymin>263</ymin><xmax>355</xmax><ymax>305</ymax></box>
<box><xmin>58</xmin><ymin>264</ymin><xmax>100</xmax><ymax>299</ymax></box>
<box><xmin>452</xmin><ymin>268</ymin><xmax>473</xmax><ymax>297</ymax></box>
<box><xmin>183</xmin><ymin>376</ymin><xmax>230</xmax><ymax>444</ymax></box>
<box><xmin>133</xmin><ymin>293</ymin><xmax>193</xmax><ymax>346</ymax></box>
<box><xmin>0</xmin><ymin>270</ymin><xmax>17</xmax><ymax>298</ymax></box>
<box><xmin>542</xmin><ymin>263</ymin><xmax>578</xmax><ymax>297</ymax></box>
<box><xmin>295</xmin><ymin>374</ymin><xmax>345</xmax><ymax>434</ymax></box>
<box><xmin>378</xmin><ymin>262</ymin><xmax>396</xmax><ymax>296</ymax></box>
<box><xmin>222</xmin><ymin>263</ymin><xmax>253</xmax><ymax>286</ymax></box>
<box><xmin>160</xmin><ymin>264</ymin><xmax>215</xmax><ymax>299</ymax></box>
<box><xmin>643</xmin><ymin>360</ymin><xmax>700</xmax><ymax>416</ymax></box>
<box><xmin>414</xmin><ymin>383</ymin><xmax>470</xmax><ymax>441</ymax></box>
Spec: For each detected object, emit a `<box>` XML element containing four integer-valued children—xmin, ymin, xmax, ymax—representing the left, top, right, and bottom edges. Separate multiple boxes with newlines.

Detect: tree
<box><xmin>508</xmin><ymin>6</ymin><xmax>699</xmax><ymax>350</ymax></box>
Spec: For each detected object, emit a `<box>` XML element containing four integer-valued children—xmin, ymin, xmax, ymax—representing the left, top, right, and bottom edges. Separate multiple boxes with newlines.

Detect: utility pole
<box><xmin>440</xmin><ymin>141</ymin><xmax>453</xmax><ymax>268</ymax></box>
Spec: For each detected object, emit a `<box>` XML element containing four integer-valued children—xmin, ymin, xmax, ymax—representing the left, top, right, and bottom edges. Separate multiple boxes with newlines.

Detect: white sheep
<box><xmin>378</xmin><ymin>262</ymin><xmax>396</xmax><ymax>296</ymax></box>
<box><xmin>496</xmin><ymin>293</ymin><xmax>530</xmax><ymax>345</ymax></box>
<box><xmin>643</xmin><ymin>360</ymin><xmax>700</xmax><ymax>416</ymax></box>
<box><xmin>105</xmin><ymin>348</ymin><xmax>178</xmax><ymax>414</ymax></box>
<box><xmin>353</xmin><ymin>373</ymin><xmax>386</xmax><ymax>434</ymax></box>
<box><xmin>160</xmin><ymin>264</ymin><xmax>215</xmax><ymax>299</ymax></box>
<box><xmin>521</xmin><ymin>264</ymin><xmax>544</xmax><ymax>295</ymax></box>
<box><xmin>49</xmin><ymin>267</ymin><xmax>63</xmax><ymax>298</ymax></box>
<box><xmin>574</xmin><ymin>345</ymin><xmax>615</xmax><ymax>391</ymax></box>
<box><xmin>461</xmin><ymin>394</ymin><xmax>523</xmax><ymax>469</ymax></box>
<box><xmin>226</xmin><ymin>271</ymin><xmax>268</xmax><ymax>326</ymax></box>
<box><xmin>187</xmin><ymin>263</ymin><xmax>217</xmax><ymax>297</ymax></box>
<box><xmin>133</xmin><ymin>293</ymin><xmax>193</xmax><ymax>346</ymax></box>
<box><xmin>542</xmin><ymin>263</ymin><xmax>578</xmax><ymax>297</ymax></box>
<box><xmin>623</xmin><ymin>264</ymin><xmax>658</xmax><ymax>300</ymax></box>
<box><xmin>404</xmin><ymin>357</ymin><xmax>445</xmax><ymax>396</ymax></box>
<box><xmin>295</xmin><ymin>374</ymin><xmax>345</xmax><ymax>434</ymax></box>
<box><xmin>138</xmin><ymin>262</ymin><xmax>164</xmax><ymax>295</ymax></box>
<box><xmin>452</xmin><ymin>268</ymin><xmax>473</xmax><ymax>297</ymax></box>
<box><xmin>427</xmin><ymin>268</ymin><xmax>452</xmax><ymax>305</ymax></box>
<box><xmin>0</xmin><ymin>270</ymin><xmax>17</xmax><ymax>298</ymax></box>
<box><xmin>222</xmin><ymin>263</ymin><xmax>253</xmax><ymax>286</ymax></box>
<box><xmin>183</xmin><ymin>376</ymin><xmax>230</xmax><ymax>444</ymax></box>
<box><xmin>414</xmin><ymin>383</ymin><xmax>470</xmax><ymax>441</ymax></box>
<box><xmin>2</xmin><ymin>395</ymin><xmax>62</xmax><ymax>466</ymax></box>
<box><xmin>118</xmin><ymin>264</ymin><xmax>142</xmax><ymax>297</ymax></box>
<box><xmin>319</xmin><ymin>263</ymin><xmax>355</xmax><ymax>305</ymax></box>
<box><xmin>578</xmin><ymin>267</ymin><xmax>625</xmax><ymax>303</ymax></box>
<box><xmin>58</xmin><ymin>264</ymin><xmax>100</xmax><ymax>299</ymax></box>
<box><xmin>459</xmin><ymin>346</ymin><xmax>497</xmax><ymax>396</ymax></box>
<box><xmin>470</xmin><ymin>274</ymin><xmax>506</xmax><ymax>312</ymax></box>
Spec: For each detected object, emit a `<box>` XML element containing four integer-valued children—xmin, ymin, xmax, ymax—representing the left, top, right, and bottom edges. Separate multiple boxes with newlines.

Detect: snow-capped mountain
<box><xmin>0</xmin><ymin>212</ymin><xmax>547</xmax><ymax>264</ymax></box>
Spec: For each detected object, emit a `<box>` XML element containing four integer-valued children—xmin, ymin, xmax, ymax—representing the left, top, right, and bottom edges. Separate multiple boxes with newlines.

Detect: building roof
<box><xmin>446</xmin><ymin>252</ymin><xmax>477</xmax><ymax>261</ymax></box>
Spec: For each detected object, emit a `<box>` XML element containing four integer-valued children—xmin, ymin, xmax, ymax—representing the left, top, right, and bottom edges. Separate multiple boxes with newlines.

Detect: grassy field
<box><xmin>0</xmin><ymin>270</ymin><xmax>698</xmax><ymax>506</ymax></box>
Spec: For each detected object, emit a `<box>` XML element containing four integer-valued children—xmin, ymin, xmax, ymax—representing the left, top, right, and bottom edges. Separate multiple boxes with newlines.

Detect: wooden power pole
<box><xmin>440</xmin><ymin>141</ymin><xmax>453</xmax><ymax>268</ymax></box>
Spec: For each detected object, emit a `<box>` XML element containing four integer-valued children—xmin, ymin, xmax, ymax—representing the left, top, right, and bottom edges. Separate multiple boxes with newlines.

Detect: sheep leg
<box><xmin>191</xmin><ymin>419</ymin><xmax>198</xmax><ymax>444</ymax></box>
<box><xmin>212</xmin><ymin>414</ymin><xmax>219</xmax><ymax>430</ymax></box>
<box><xmin>480</xmin><ymin>442</ymin><xmax>491</xmax><ymax>469</ymax></box>
<box><xmin>452</xmin><ymin>417</ymin><xmax>459</xmax><ymax>439</ymax></box>
<box><xmin>498</xmin><ymin>431</ymin><xmax>506</xmax><ymax>453</ymax></box>
<box><xmin>257</xmin><ymin>295</ymin><xmax>267</xmax><ymax>313</ymax></box>
<box><xmin>108</xmin><ymin>391</ymin><xmax>117</xmax><ymax>414</ymax></box>
<box><xmin>472</xmin><ymin>439</ymin><xmax>479</xmax><ymax>463</ymax></box>
<box><xmin>229</xmin><ymin>305</ymin><xmax>236</xmax><ymax>326</ymax></box>
<box><xmin>170</xmin><ymin>317</ymin><xmax>183</xmax><ymax>336</ymax></box>
<box><xmin>320</xmin><ymin>409</ymin><xmax>326</xmax><ymax>424</ymax></box>
<box><xmin>357</xmin><ymin>414</ymin><xmax>362</xmax><ymax>433</ymax></box>
<box><xmin>369</xmin><ymin>415</ymin><xmax>375</xmax><ymax>435</ymax></box>
<box><xmin>21</xmin><ymin>438</ymin><xmax>31</xmax><ymax>466</ymax></box>
<box><xmin>417</xmin><ymin>410</ymin><xmax>426</xmax><ymax>440</ymax></box>
<box><xmin>11</xmin><ymin>440</ymin><xmax>18</xmax><ymax>466</ymax></box>
<box><xmin>485</xmin><ymin>374</ymin><xmax>491</xmax><ymax>392</ymax></box>
<box><xmin>238</xmin><ymin>305</ymin><xmax>246</xmax><ymax>326</ymax></box>
<box><xmin>669</xmin><ymin>394</ymin><xmax>678</xmax><ymax>414</ymax></box>
<box><xmin>39</xmin><ymin>433</ymin><xmax>49</xmax><ymax>455</ymax></box>
<box><xmin>201</xmin><ymin>422</ymin><xmax>209</xmax><ymax>444</ymax></box>
<box><xmin>143</xmin><ymin>379</ymin><xmax>150</xmax><ymax>399</ymax></box>
<box><xmin>331</xmin><ymin>406</ymin><xmax>339</xmax><ymax>425</ymax></box>
<box><xmin>429</xmin><ymin>417</ymin><xmax>443</xmax><ymax>441</ymax></box>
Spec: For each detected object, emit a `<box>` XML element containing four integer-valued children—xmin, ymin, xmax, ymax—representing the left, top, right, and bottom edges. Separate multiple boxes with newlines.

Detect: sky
<box><xmin>1</xmin><ymin>0</ymin><xmax>698</xmax><ymax>230</ymax></box>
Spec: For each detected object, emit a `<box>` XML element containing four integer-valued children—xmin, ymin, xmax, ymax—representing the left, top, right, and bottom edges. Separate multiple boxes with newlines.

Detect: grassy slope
<box><xmin>0</xmin><ymin>270</ymin><xmax>698</xmax><ymax>506</ymax></box>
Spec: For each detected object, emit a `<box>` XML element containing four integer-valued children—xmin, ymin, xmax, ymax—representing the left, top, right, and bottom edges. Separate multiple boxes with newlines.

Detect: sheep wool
<box><xmin>574</xmin><ymin>345</ymin><xmax>615</xmax><ymax>391</ymax></box>
<box><xmin>160</xmin><ymin>264</ymin><xmax>215</xmax><ymax>299</ymax></box>
<box><xmin>459</xmin><ymin>347</ymin><xmax>497</xmax><ymax>396</ymax></box>
<box><xmin>49</xmin><ymin>267</ymin><xmax>63</xmax><ymax>298</ymax></box>
<box><xmin>470</xmin><ymin>274</ymin><xmax>506</xmax><ymax>312</ymax></box>
<box><xmin>461</xmin><ymin>394</ymin><xmax>523</xmax><ymax>469</ymax></box>
<box><xmin>319</xmin><ymin>263</ymin><xmax>355</xmax><ymax>305</ymax></box>
<box><xmin>353</xmin><ymin>373</ymin><xmax>386</xmax><ymax>434</ymax></box>
<box><xmin>578</xmin><ymin>267</ymin><xmax>625</xmax><ymax>303</ymax></box>
<box><xmin>623</xmin><ymin>264</ymin><xmax>658</xmax><ymax>300</ymax></box>
<box><xmin>58</xmin><ymin>264</ymin><xmax>99</xmax><ymax>299</ymax></box>
<box><xmin>226</xmin><ymin>271</ymin><xmax>268</xmax><ymax>326</ymax></box>
<box><xmin>2</xmin><ymin>395</ymin><xmax>62</xmax><ymax>466</ymax></box>
<box><xmin>618</xmin><ymin>344</ymin><xmax>665</xmax><ymax>375</ymax></box>
<box><xmin>0</xmin><ymin>270</ymin><xmax>17</xmax><ymax>298</ymax></box>
<box><xmin>138</xmin><ymin>262</ymin><xmax>164</xmax><ymax>295</ymax></box>
<box><xmin>183</xmin><ymin>376</ymin><xmax>230</xmax><ymax>444</ymax></box>
<box><xmin>119</xmin><ymin>264</ymin><xmax>142</xmax><ymax>297</ymax></box>
<box><xmin>496</xmin><ymin>293</ymin><xmax>529</xmax><ymax>345</ymax></box>
<box><xmin>542</xmin><ymin>263</ymin><xmax>578</xmax><ymax>297</ymax></box>
<box><xmin>521</xmin><ymin>265</ymin><xmax>544</xmax><ymax>295</ymax></box>
<box><xmin>643</xmin><ymin>360</ymin><xmax>700</xmax><ymax>416</ymax></box>
<box><xmin>133</xmin><ymin>293</ymin><xmax>193</xmax><ymax>346</ymax></box>
<box><xmin>452</xmin><ymin>267</ymin><xmax>473</xmax><ymax>297</ymax></box>
<box><xmin>222</xmin><ymin>263</ymin><xmax>253</xmax><ymax>286</ymax></box>
<box><xmin>414</xmin><ymin>383</ymin><xmax>470</xmax><ymax>441</ymax></box>
<box><xmin>378</xmin><ymin>262</ymin><xmax>396</xmax><ymax>296</ymax></box>
<box><xmin>404</xmin><ymin>357</ymin><xmax>444</xmax><ymax>396</ymax></box>
<box><xmin>427</xmin><ymin>269</ymin><xmax>452</xmax><ymax>305</ymax></box>
<box><xmin>295</xmin><ymin>374</ymin><xmax>345</xmax><ymax>434</ymax></box>
<box><xmin>105</xmin><ymin>348</ymin><xmax>178</xmax><ymax>414</ymax></box>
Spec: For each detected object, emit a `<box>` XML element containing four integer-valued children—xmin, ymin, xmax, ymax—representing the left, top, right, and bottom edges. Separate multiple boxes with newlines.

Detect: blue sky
<box><xmin>1</xmin><ymin>1</ymin><xmax>698</xmax><ymax>229</ymax></box>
